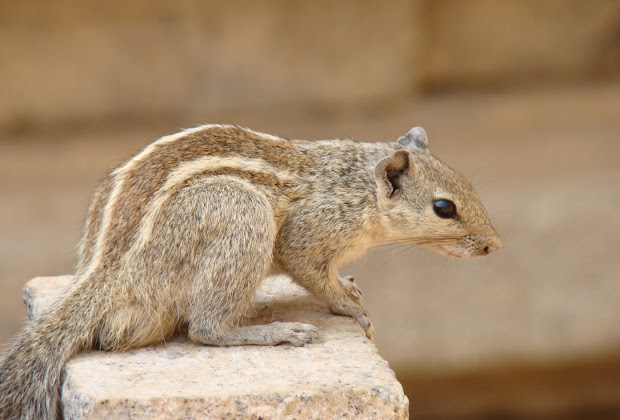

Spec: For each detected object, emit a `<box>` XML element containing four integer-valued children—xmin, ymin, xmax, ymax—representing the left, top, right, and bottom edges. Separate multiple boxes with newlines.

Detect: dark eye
<box><xmin>433</xmin><ymin>199</ymin><xmax>457</xmax><ymax>219</ymax></box>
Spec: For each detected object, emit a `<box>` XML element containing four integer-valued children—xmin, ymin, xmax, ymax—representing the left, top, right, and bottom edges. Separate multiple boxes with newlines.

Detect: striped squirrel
<box><xmin>0</xmin><ymin>124</ymin><xmax>501</xmax><ymax>419</ymax></box>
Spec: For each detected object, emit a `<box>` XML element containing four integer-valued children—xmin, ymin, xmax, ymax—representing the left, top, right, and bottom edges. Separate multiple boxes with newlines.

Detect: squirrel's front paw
<box><xmin>329</xmin><ymin>302</ymin><xmax>375</xmax><ymax>342</ymax></box>
<box><xmin>355</xmin><ymin>313</ymin><xmax>375</xmax><ymax>342</ymax></box>
<box><xmin>362</xmin><ymin>320</ymin><xmax>375</xmax><ymax>341</ymax></box>
<box><xmin>338</xmin><ymin>275</ymin><xmax>363</xmax><ymax>305</ymax></box>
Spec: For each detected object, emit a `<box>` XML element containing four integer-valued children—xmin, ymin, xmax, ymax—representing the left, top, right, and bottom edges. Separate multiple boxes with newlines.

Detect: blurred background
<box><xmin>1</xmin><ymin>1</ymin><xmax>619</xmax><ymax>418</ymax></box>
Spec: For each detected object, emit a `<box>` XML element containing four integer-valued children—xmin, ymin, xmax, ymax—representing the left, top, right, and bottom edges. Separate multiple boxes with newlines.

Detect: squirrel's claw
<box><xmin>356</xmin><ymin>314</ymin><xmax>375</xmax><ymax>342</ymax></box>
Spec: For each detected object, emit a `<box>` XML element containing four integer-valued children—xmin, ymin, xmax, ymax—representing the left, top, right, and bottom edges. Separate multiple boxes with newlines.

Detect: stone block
<box><xmin>23</xmin><ymin>276</ymin><xmax>408</xmax><ymax>419</ymax></box>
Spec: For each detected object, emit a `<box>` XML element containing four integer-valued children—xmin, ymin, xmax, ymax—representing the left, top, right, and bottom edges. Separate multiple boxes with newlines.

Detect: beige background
<box><xmin>2</xmin><ymin>1</ymin><xmax>620</xmax><ymax>418</ymax></box>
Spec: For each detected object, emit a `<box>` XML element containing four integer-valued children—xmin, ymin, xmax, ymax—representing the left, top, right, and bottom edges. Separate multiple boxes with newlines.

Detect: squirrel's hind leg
<box><xmin>171</xmin><ymin>177</ymin><xmax>317</xmax><ymax>347</ymax></box>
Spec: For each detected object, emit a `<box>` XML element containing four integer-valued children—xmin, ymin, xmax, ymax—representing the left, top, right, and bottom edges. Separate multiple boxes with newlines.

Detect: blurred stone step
<box><xmin>24</xmin><ymin>276</ymin><xmax>408</xmax><ymax>419</ymax></box>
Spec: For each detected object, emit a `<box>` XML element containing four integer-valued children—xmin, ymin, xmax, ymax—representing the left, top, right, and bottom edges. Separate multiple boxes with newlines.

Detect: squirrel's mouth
<box><xmin>431</xmin><ymin>245</ymin><xmax>488</xmax><ymax>259</ymax></box>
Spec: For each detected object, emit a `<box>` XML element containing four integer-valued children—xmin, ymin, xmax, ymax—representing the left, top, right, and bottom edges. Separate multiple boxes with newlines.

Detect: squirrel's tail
<box><xmin>0</xmin><ymin>277</ymin><xmax>102</xmax><ymax>420</ymax></box>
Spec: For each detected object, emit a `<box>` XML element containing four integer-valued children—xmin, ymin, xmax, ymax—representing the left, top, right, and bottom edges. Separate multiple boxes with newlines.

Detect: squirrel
<box><xmin>0</xmin><ymin>124</ymin><xmax>501</xmax><ymax>419</ymax></box>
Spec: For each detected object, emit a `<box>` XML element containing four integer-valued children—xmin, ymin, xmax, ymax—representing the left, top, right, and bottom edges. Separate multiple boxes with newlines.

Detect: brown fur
<box><xmin>0</xmin><ymin>124</ymin><xmax>501</xmax><ymax>419</ymax></box>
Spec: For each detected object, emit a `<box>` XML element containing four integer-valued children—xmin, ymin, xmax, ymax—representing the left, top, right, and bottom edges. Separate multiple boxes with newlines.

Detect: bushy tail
<box><xmin>0</xmin><ymin>279</ymin><xmax>102</xmax><ymax>420</ymax></box>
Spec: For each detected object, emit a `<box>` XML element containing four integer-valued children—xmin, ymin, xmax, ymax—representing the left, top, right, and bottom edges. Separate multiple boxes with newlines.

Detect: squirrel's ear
<box><xmin>375</xmin><ymin>150</ymin><xmax>416</xmax><ymax>198</ymax></box>
<box><xmin>397</xmin><ymin>126</ymin><xmax>428</xmax><ymax>152</ymax></box>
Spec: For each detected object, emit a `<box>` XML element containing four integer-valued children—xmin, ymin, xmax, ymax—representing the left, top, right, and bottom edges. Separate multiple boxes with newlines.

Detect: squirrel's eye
<box><xmin>433</xmin><ymin>199</ymin><xmax>457</xmax><ymax>219</ymax></box>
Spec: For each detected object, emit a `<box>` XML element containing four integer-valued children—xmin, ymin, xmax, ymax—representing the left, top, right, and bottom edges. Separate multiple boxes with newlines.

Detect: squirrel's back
<box><xmin>78</xmin><ymin>124</ymin><xmax>305</xmax><ymax>277</ymax></box>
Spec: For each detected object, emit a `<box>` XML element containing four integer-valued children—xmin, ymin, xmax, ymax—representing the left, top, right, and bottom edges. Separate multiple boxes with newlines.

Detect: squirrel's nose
<box><xmin>482</xmin><ymin>235</ymin><xmax>503</xmax><ymax>254</ymax></box>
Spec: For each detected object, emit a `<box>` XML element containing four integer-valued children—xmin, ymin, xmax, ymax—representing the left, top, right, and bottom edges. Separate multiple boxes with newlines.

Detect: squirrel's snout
<box><xmin>482</xmin><ymin>235</ymin><xmax>503</xmax><ymax>255</ymax></box>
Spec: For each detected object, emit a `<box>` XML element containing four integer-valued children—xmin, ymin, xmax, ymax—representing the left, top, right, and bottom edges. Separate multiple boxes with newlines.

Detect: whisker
<box><xmin>341</xmin><ymin>234</ymin><xmax>462</xmax><ymax>253</ymax></box>
<box><xmin>374</xmin><ymin>244</ymin><xmax>405</xmax><ymax>255</ymax></box>
<box><xmin>394</xmin><ymin>245</ymin><xmax>412</xmax><ymax>259</ymax></box>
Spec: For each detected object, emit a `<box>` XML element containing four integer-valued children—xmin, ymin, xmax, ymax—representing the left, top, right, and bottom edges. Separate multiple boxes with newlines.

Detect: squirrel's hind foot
<box><xmin>189</xmin><ymin>322</ymin><xmax>318</xmax><ymax>347</ymax></box>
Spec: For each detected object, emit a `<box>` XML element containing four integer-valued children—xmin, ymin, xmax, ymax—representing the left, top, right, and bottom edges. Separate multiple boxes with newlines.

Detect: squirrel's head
<box><xmin>375</xmin><ymin>127</ymin><xmax>502</xmax><ymax>258</ymax></box>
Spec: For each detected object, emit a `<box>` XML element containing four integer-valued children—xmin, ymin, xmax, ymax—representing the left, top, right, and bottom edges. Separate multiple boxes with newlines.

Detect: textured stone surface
<box><xmin>24</xmin><ymin>275</ymin><xmax>408</xmax><ymax>419</ymax></box>
<box><xmin>23</xmin><ymin>275</ymin><xmax>74</xmax><ymax>321</ymax></box>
